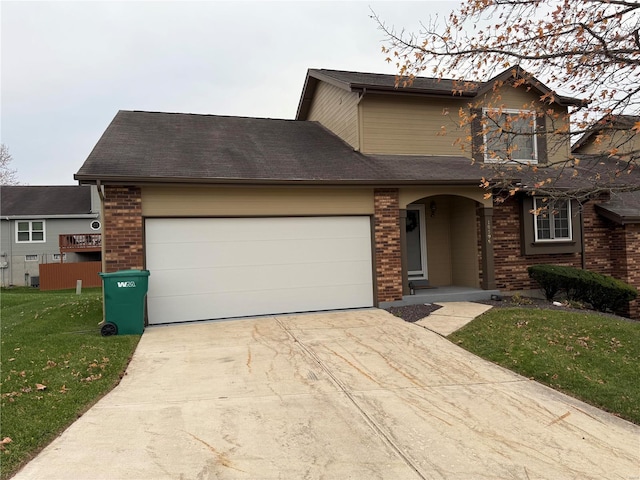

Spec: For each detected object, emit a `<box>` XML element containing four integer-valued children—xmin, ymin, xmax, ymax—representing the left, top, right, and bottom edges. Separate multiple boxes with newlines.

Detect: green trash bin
<box><xmin>99</xmin><ymin>269</ymin><xmax>150</xmax><ymax>336</ymax></box>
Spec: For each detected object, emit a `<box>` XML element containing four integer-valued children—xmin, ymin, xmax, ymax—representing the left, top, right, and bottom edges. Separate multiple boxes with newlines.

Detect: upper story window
<box><xmin>16</xmin><ymin>220</ymin><xmax>45</xmax><ymax>243</ymax></box>
<box><xmin>483</xmin><ymin>109</ymin><xmax>538</xmax><ymax>164</ymax></box>
<box><xmin>533</xmin><ymin>197</ymin><xmax>571</xmax><ymax>242</ymax></box>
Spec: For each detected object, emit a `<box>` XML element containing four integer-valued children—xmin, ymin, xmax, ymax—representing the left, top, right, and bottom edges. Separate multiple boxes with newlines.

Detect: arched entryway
<box><xmin>402</xmin><ymin>194</ymin><xmax>483</xmax><ymax>295</ymax></box>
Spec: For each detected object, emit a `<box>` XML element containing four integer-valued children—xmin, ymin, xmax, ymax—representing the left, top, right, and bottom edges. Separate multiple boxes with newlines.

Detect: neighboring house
<box><xmin>572</xmin><ymin>114</ymin><xmax>640</xmax><ymax>157</ymax></box>
<box><xmin>0</xmin><ymin>186</ymin><xmax>101</xmax><ymax>287</ymax></box>
<box><xmin>74</xmin><ymin>67</ymin><xmax>640</xmax><ymax>323</ymax></box>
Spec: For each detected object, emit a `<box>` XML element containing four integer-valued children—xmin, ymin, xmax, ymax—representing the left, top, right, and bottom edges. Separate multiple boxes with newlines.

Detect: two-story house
<box><xmin>74</xmin><ymin>67</ymin><xmax>640</xmax><ymax>323</ymax></box>
<box><xmin>0</xmin><ymin>186</ymin><xmax>102</xmax><ymax>287</ymax></box>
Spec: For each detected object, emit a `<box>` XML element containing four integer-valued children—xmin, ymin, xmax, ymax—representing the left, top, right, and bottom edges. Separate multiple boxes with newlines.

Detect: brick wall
<box><xmin>493</xmin><ymin>197</ymin><xmax>609</xmax><ymax>290</ymax></box>
<box><xmin>374</xmin><ymin>189</ymin><xmax>403</xmax><ymax>303</ymax></box>
<box><xmin>103</xmin><ymin>186</ymin><xmax>143</xmax><ymax>272</ymax></box>
<box><xmin>610</xmin><ymin>223</ymin><xmax>640</xmax><ymax>319</ymax></box>
<box><xmin>493</xmin><ymin>196</ymin><xmax>639</xmax><ymax>319</ymax></box>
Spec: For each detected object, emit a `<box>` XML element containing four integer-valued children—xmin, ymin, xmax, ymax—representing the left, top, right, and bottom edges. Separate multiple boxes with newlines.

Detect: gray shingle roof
<box><xmin>595</xmin><ymin>191</ymin><xmax>640</xmax><ymax>224</ymax></box>
<box><xmin>74</xmin><ymin>111</ymin><xmax>639</xmax><ymax>223</ymax></box>
<box><xmin>75</xmin><ymin>110</ymin><xmax>487</xmax><ymax>185</ymax></box>
<box><xmin>1</xmin><ymin>186</ymin><xmax>92</xmax><ymax>217</ymax></box>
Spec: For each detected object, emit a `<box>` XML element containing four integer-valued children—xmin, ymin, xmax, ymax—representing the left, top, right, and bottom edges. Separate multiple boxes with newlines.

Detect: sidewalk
<box><xmin>415</xmin><ymin>302</ymin><xmax>493</xmax><ymax>335</ymax></box>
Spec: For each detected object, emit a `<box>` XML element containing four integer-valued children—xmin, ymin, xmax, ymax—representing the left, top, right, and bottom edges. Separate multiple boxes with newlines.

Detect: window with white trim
<box><xmin>483</xmin><ymin>109</ymin><xmax>538</xmax><ymax>164</ymax></box>
<box><xmin>533</xmin><ymin>198</ymin><xmax>571</xmax><ymax>241</ymax></box>
<box><xmin>25</xmin><ymin>254</ymin><xmax>38</xmax><ymax>262</ymax></box>
<box><xmin>52</xmin><ymin>253</ymin><xmax>67</xmax><ymax>261</ymax></box>
<box><xmin>16</xmin><ymin>220</ymin><xmax>45</xmax><ymax>243</ymax></box>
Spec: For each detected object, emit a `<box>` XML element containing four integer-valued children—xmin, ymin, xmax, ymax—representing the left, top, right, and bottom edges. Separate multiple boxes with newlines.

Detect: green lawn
<box><xmin>449</xmin><ymin>307</ymin><xmax>640</xmax><ymax>424</ymax></box>
<box><xmin>0</xmin><ymin>288</ymin><xmax>140</xmax><ymax>479</ymax></box>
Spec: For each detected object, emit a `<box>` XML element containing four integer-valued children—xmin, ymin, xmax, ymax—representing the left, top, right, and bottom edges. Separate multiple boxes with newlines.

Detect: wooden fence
<box><xmin>39</xmin><ymin>262</ymin><xmax>102</xmax><ymax>291</ymax></box>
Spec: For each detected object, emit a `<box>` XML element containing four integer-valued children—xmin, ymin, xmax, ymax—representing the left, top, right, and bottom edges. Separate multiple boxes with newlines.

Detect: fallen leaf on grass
<box><xmin>59</xmin><ymin>385</ymin><xmax>69</xmax><ymax>393</ymax></box>
<box><xmin>35</xmin><ymin>383</ymin><xmax>47</xmax><ymax>391</ymax></box>
<box><xmin>0</xmin><ymin>437</ymin><xmax>12</xmax><ymax>451</ymax></box>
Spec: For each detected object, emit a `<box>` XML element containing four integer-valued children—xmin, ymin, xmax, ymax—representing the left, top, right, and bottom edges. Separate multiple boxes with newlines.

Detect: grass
<box><xmin>0</xmin><ymin>288</ymin><xmax>140</xmax><ymax>479</ymax></box>
<box><xmin>449</xmin><ymin>307</ymin><xmax>640</xmax><ymax>424</ymax></box>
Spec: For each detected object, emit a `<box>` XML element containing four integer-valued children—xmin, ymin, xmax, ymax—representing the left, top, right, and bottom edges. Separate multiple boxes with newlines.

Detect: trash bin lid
<box><xmin>99</xmin><ymin>269</ymin><xmax>150</xmax><ymax>278</ymax></box>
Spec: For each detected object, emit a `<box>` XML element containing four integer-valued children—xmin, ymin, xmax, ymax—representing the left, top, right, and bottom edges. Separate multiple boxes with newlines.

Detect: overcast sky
<box><xmin>1</xmin><ymin>1</ymin><xmax>457</xmax><ymax>185</ymax></box>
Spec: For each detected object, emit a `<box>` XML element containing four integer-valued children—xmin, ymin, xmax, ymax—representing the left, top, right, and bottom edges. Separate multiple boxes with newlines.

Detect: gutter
<box><xmin>1</xmin><ymin>214</ymin><xmax>99</xmax><ymax>220</ymax></box>
<box><xmin>74</xmin><ymin>175</ymin><xmax>485</xmax><ymax>187</ymax></box>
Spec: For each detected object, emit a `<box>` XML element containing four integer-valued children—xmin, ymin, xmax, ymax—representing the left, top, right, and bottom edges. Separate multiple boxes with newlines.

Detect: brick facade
<box><xmin>103</xmin><ymin>186</ymin><xmax>144</xmax><ymax>272</ymax></box>
<box><xmin>374</xmin><ymin>189</ymin><xmax>403</xmax><ymax>303</ymax></box>
<box><xmin>610</xmin><ymin>223</ymin><xmax>640</xmax><ymax>319</ymax></box>
<box><xmin>492</xmin><ymin>196</ymin><xmax>639</xmax><ymax>319</ymax></box>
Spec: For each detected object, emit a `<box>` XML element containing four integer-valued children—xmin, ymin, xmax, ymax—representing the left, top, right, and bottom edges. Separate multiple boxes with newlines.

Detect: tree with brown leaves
<box><xmin>375</xmin><ymin>0</ymin><xmax>640</xmax><ymax>202</ymax></box>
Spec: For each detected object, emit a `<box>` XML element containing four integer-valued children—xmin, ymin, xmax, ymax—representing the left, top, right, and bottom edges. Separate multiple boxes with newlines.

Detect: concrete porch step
<box><xmin>380</xmin><ymin>286</ymin><xmax>500</xmax><ymax>308</ymax></box>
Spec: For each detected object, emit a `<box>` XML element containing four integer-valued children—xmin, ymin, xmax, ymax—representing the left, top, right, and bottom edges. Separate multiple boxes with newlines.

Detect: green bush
<box><xmin>528</xmin><ymin>264</ymin><xmax>638</xmax><ymax>313</ymax></box>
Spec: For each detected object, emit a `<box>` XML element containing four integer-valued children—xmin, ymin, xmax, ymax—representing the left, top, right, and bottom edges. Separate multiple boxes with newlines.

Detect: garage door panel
<box><xmin>148</xmin><ymin>283</ymin><xmax>373</xmax><ymax>324</ymax></box>
<box><xmin>146</xmin><ymin>217</ymin><xmax>368</xmax><ymax>243</ymax></box>
<box><xmin>146</xmin><ymin>236</ymin><xmax>370</xmax><ymax>270</ymax></box>
<box><xmin>146</xmin><ymin>217</ymin><xmax>373</xmax><ymax>324</ymax></box>
<box><xmin>146</xmin><ymin>260</ymin><xmax>373</xmax><ymax>297</ymax></box>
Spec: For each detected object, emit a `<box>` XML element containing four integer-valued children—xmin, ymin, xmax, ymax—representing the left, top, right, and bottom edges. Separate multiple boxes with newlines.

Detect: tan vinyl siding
<box><xmin>360</xmin><ymin>86</ymin><xmax>571</xmax><ymax>163</ymax></box>
<box><xmin>423</xmin><ymin>197</ymin><xmax>453</xmax><ymax>286</ymax></box>
<box><xmin>574</xmin><ymin>129</ymin><xmax>640</xmax><ymax>156</ymax></box>
<box><xmin>399</xmin><ymin>186</ymin><xmax>491</xmax><ymax>209</ymax></box>
<box><xmin>410</xmin><ymin>195</ymin><xmax>479</xmax><ymax>287</ymax></box>
<box><xmin>449</xmin><ymin>196</ymin><xmax>480</xmax><ymax>287</ymax></box>
<box><xmin>142</xmin><ymin>186</ymin><xmax>374</xmax><ymax>217</ymax></box>
<box><xmin>360</xmin><ymin>95</ymin><xmax>469</xmax><ymax>155</ymax></box>
<box><xmin>307</xmin><ymin>82</ymin><xmax>359</xmax><ymax>149</ymax></box>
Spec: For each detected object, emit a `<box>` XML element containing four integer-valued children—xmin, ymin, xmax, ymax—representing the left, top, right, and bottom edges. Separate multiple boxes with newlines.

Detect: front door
<box><xmin>406</xmin><ymin>205</ymin><xmax>428</xmax><ymax>279</ymax></box>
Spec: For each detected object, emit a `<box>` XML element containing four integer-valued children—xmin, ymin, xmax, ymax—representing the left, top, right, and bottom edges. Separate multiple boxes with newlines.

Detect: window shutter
<box><xmin>470</xmin><ymin>108</ymin><xmax>484</xmax><ymax>163</ymax></box>
<box><xmin>536</xmin><ymin>114</ymin><xmax>548</xmax><ymax>164</ymax></box>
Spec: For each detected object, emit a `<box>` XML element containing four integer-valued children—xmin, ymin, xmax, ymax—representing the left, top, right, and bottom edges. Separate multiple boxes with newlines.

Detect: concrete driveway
<box><xmin>13</xmin><ymin>309</ymin><xmax>639</xmax><ymax>479</ymax></box>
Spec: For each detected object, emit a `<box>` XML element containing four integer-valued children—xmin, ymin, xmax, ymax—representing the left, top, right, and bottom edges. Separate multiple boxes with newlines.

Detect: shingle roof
<box><xmin>1</xmin><ymin>186</ymin><xmax>92</xmax><ymax>217</ymax></box>
<box><xmin>75</xmin><ymin>110</ymin><xmax>487</xmax><ymax>185</ymax></box>
<box><xmin>74</xmin><ymin>111</ymin><xmax>639</xmax><ymax>223</ymax></box>
<box><xmin>595</xmin><ymin>191</ymin><xmax>640</xmax><ymax>224</ymax></box>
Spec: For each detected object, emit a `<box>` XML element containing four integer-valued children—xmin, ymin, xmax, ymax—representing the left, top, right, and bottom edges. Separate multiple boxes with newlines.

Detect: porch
<box><xmin>379</xmin><ymin>286</ymin><xmax>501</xmax><ymax>308</ymax></box>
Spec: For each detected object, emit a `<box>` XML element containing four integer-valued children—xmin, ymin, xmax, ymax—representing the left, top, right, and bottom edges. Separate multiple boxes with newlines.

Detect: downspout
<box><xmin>579</xmin><ymin>203</ymin><xmax>586</xmax><ymax>270</ymax></box>
<box><xmin>356</xmin><ymin>87</ymin><xmax>367</xmax><ymax>152</ymax></box>
<box><xmin>8</xmin><ymin>218</ymin><xmax>13</xmax><ymax>286</ymax></box>
<box><xmin>96</xmin><ymin>180</ymin><xmax>106</xmax><ymax>324</ymax></box>
<box><xmin>96</xmin><ymin>180</ymin><xmax>106</xmax><ymax>274</ymax></box>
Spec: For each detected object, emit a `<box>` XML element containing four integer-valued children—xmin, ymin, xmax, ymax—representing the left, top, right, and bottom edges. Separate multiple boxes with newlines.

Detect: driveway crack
<box><xmin>275</xmin><ymin>318</ymin><xmax>429</xmax><ymax>480</ymax></box>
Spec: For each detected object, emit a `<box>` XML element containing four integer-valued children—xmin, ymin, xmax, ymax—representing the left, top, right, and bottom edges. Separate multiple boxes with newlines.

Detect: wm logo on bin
<box><xmin>117</xmin><ymin>281</ymin><xmax>136</xmax><ymax>288</ymax></box>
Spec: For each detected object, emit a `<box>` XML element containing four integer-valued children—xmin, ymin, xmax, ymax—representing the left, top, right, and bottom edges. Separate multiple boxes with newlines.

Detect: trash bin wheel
<box><xmin>101</xmin><ymin>322</ymin><xmax>118</xmax><ymax>337</ymax></box>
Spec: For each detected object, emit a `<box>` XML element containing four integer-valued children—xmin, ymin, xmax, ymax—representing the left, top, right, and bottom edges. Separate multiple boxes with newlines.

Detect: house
<box><xmin>0</xmin><ymin>186</ymin><xmax>102</xmax><ymax>287</ymax></box>
<box><xmin>74</xmin><ymin>67</ymin><xmax>640</xmax><ymax>323</ymax></box>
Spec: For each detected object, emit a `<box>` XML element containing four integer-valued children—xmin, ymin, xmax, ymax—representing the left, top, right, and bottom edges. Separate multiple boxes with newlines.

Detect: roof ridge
<box><xmin>124</xmin><ymin>110</ymin><xmax>296</xmax><ymax>122</ymax></box>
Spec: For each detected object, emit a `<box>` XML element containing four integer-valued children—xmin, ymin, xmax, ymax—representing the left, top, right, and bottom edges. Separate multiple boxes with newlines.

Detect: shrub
<box><xmin>528</xmin><ymin>264</ymin><xmax>638</xmax><ymax>313</ymax></box>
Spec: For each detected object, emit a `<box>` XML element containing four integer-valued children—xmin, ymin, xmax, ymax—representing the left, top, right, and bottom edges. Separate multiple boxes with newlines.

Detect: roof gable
<box><xmin>572</xmin><ymin>114</ymin><xmax>640</xmax><ymax>152</ymax></box>
<box><xmin>296</xmin><ymin>67</ymin><xmax>583</xmax><ymax>120</ymax></box>
<box><xmin>0</xmin><ymin>186</ymin><xmax>92</xmax><ymax>217</ymax></box>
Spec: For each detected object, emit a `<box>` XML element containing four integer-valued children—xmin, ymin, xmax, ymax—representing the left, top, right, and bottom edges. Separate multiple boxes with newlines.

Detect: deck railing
<box><xmin>59</xmin><ymin>233</ymin><xmax>102</xmax><ymax>253</ymax></box>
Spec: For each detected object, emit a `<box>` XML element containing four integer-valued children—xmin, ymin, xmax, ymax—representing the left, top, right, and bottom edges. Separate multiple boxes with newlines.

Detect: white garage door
<box><xmin>145</xmin><ymin>217</ymin><xmax>373</xmax><ymax>324</ymax></box>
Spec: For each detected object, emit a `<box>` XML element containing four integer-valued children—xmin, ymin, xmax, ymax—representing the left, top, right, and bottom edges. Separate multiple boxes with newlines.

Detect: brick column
<box><xmin>611</xmin><ymin>224</ymin><xmax>640</xmax><ymax>319</ymax></box>
<box><xmin>103</xmin><ymin>186</ymin><xmax>144</xmax><ymax>272</ymax></box>
<box><xmin>479</xmin><ymin>206</ymin><xmax>496</xmax><ymax>290</ymax></box>
<box><xmin>374</xmin><ymin>189</ymin><xmax>403</xmax><ymax>303</ymax></box>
